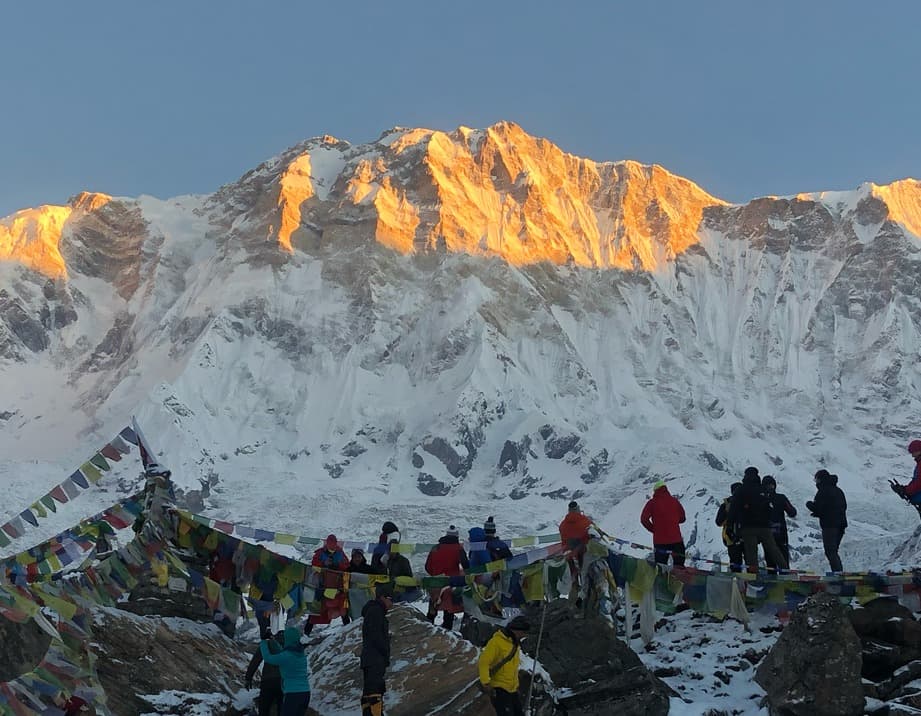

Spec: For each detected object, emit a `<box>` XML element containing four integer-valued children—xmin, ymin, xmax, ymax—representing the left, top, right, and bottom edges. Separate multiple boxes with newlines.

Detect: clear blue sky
<box><xmin>1</xmin><ymin>1</ymin><xmax>919</xmax><ymax>217</ymax></box>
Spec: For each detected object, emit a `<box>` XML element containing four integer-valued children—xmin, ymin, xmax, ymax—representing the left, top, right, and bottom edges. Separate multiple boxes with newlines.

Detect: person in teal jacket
<box><xmin>259</xmin><ymin>626</ymin><xmax>311</xmax><ymax>715</ymax></box>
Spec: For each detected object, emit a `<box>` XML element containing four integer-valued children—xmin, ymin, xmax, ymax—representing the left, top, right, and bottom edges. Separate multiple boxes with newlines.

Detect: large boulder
<box><xmin>0</xmin><ymin>615</ymin><xmax>52</xmax><ymax>682</ymax></box>
<box><xmin>755</xmin><ymin>592</ymin><xmax>864</xmax><ymax>716</ymax></box>
<box><xmin>309</xmin><ymin>604</ymin><xmax>492</xmax><ymax>716</ymax></box>
<box><xmin>519</xmin><ymin>600</ymin><xmax>672</xmax><ymax>715</ymax></box>
<box><xmin>91</xmin><ymin>606</ymin><xmax>253</xmax><ymax>716</ymax></box>
<box><xmin>850</xmin><ymin>597</ymin><xmax>921</xmax><ymax>681</ymax></box>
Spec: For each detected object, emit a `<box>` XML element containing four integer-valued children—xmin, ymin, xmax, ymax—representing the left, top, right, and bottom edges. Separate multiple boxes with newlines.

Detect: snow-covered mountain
<box><xmin>2</xmin><ymin>121</ymin><xmax>921</xmax><ymax>573</ymax></box>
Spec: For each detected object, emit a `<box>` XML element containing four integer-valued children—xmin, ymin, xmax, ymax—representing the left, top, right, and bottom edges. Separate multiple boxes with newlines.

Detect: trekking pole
<box><xmin>524</xmin><ymin>599</ymin><xmax>548</xmax><ymax>716</ymax></box>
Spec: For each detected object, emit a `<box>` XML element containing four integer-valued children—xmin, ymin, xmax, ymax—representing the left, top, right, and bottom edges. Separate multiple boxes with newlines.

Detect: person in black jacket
<box><xmin>360</xmin><ymin>582</ymin><xmax>393</xmax><ymax>716</ymax></box>
<box><xmin>762</xmin><ymin>475</ymin><xmax>797</xmax><ymax>568</ymax></box>
<box><xmin>728</xmin><ymin>466</ymin><xmax>788</xmax><ymax>571</ymax></box>
<box><xmin>805</xmin><ymin>469</ymin><xmax>847</xmax><ymax>572</ymax></box>
<box><xmin>244</xmin><ymin>629</ymin><xmax>284</xmax><ymax>716</ymax></box>
<box><xmin>715</xmin><ymin>482</ymin><xmax>744</xmax><ymax>571</ymax></box>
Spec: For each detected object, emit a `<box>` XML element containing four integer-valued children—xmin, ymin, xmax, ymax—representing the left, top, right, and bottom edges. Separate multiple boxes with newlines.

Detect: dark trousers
<box><xmin>739</xmin><ymin>527</ymin><xmax>788</xmax><ymax>571</ymax></box>
<box><xmin>280</xmin><ymin>691</ymin><xmax>310</xmax><ymax>716</ymax></box>
<box><xmin>654</xmin><ymin>542</ymin><xmax>686</xmax><ymax>567</ymax></box>
<box><xmin>766</xmin><ymin>537</ymin><xmax>791</xmax><ymax>570</ymax></box>
<box><xmin>490</xmin><ymin>688</ymin><xmax>525</xmax><ymax>716</ymax></box>
<box><xmin>258</xmin><ymin>684</ymin><xmax>283</xmax><ymax>716</ymax></box>
<box><xmin>727</xmin><ymin>542</ymin><xmax>744</xmax><ymax>572</ymax></box>
<box><xmin>822</xmin><ymin>527</ymin><xmax>844</xmax><ymax>572</ymax></box>
<box><xmin>362</xmin><ymin>665</ymin><xmax>386</xmax><ymax>695</ymax></box>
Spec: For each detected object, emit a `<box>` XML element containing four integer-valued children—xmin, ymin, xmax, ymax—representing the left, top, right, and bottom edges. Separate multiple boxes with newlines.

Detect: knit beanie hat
<box><xmin>568</xmin><ymin>500</ymin><xmax>580</xmax><ymax>512</ymax></box>
<box><xmin>484</xmin><ymin>516</ymin><xmax>497</xmax><ymax>536</ymax></box>
<box><xmin>446</xmin><ymin>525</ymin><xmax>459</xmax><ymax>537</ymax></box>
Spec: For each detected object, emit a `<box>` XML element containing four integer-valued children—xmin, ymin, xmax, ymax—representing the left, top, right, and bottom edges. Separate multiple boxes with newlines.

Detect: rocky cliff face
<box><xmin>1</xmin><ymin>123</ymin><xmax>920</xmax><ymax>571</ymax></box>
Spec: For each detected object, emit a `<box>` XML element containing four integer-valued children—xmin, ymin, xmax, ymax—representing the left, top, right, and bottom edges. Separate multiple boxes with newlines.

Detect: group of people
<box><xmin>239</xmin><ymin>441</ymin><xmax>921</xmax><ymax>715</ymax></box>
<box><xmin>245</xmin><ymin>579</ymin><xmax>395</xmax><ymax>716</ymax></box>
<box><xmin>715</xmin><ymin>466</ymin><xmax>851</xmax><ymax>573</ymax></box>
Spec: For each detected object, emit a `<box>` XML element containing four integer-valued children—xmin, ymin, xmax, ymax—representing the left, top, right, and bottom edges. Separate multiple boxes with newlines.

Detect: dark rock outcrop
<box><xmin>0</xmin><ymin>616</ymin><xmax>52</xmax><ymax>682</ymax></box>
<box><xmin>755</xmin><ymin>592</ymin><xmax>864</xmax><ymax>716</ymax></box>
<box><xmin>519</xmin><ymin>600</ymin><xmax>672</xmax><ymax>715</ymax></box>
<box><xmin>851</xmin><ymin>597</ymin><xmax>921</xmax><ymax>682</ymax></box>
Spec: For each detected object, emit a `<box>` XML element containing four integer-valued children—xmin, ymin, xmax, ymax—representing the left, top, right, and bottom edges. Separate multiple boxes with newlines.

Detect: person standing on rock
<box><xmin>424</xmin><ymin>525</ymin><xmax>469</xmax><ymax>629</ymax></box>
<box><xmin>762</xmin><ymin>475</ymin><xmax>797</xmax><ymax>568</ymax></box>
<box><xmin>806</xmin><ymin>469</ymin><xmax>847</xmax><ymax>572</ymax></box>
<box><xmin>360</xmin><ymin>582</ymin><xmax>394</xmax><ymax>716</ymax></box>
<box><xmin>478</xmin><ymin>615</ymin><xmax>531</xmax><ymax>716</ymax></box>
<box><xmin>559</xmin><ymin>500</ymin><xmax>593</xmax><ymax>602</ymax></box>
<box><xmin>245</xmin><ymin>628</ymin><xmax>284</xmax><ymax>716</ymax></box>
<box><xmin>258</xmin><ymin>626</ymin><xmax>311</xmax><ymax>715</ymax></box>
<box><xmin>370</xmin><ymin>521</ymin><xmax>401</xmax><ymax>573</ymax></box>
<box><xmin>640</xmin><ymin>480</ymin><xmax>687</xmax><ymax>566</ymax></box>
<box><xmin>729</xmin><ymin>467</ymin><xmax>788</xmax><ymax>572</ymax></box>
<box><xmin>305</xmin><ymin>534</ymin><xmax>351</xmax><ymax>635</ymax></box>
<box><xmin>715</xmin><ymin>482</ymin><xmax>744</xmax><ymax>571</ymax></box>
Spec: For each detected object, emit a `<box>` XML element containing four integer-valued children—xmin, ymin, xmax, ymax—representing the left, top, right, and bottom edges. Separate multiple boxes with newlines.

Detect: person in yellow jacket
<box><xmin>477</xmin><ymin>615</ymin><xmax>531</xmax><ymax>716</ymax></box>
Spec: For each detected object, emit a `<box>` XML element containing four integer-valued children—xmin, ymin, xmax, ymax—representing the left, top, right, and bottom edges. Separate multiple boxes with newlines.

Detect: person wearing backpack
<box><xmin>728</xmin><ymin>466</ymin><xmax>788</xmax><ymax>572</ymax></box>
<box><xmin>762</xmin><ymin>475</ymin><xmax>797</xmax><ymax>568</ymax></box>
<box><xmin>715</xmin><ymin>482</ymin><xmax>744</xmax><ymax>571</ymax></box>
<box><xmin>478</xmin><ymin>615</ymin><xmax>531</xmax><ymax>716</ymax></box>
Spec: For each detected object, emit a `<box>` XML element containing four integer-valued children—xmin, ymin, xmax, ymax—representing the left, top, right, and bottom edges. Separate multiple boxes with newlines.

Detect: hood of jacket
<box><xmin>282</xmin><ymin>626</ymin><xmax>304</xmax><ymax>650</ymax></box>
<box><xmin>468</xmin><ymin>527</ymin><xmax>486</xmax><ymax>542</ymax></box>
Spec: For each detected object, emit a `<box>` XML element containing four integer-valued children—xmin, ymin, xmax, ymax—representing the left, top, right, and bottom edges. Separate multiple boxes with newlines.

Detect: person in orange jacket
<box><xmin>559</xmin><ymin>501</ymin><xmax>593</xmax><ymax>603</ymax></box>
<box><xmin>640</xmin><ymin>480</ymin><xmax>687</xmax><ymax>566</ymax></box>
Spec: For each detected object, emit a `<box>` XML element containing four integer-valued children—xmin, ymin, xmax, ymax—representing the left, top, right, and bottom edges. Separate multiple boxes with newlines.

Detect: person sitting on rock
<box><xmin>478</xmin><ymin>615</ymin><xmax>531</xmax><ymax>716</ymax></box>
<box><xmin>424</xmin><ymin>525</ymin><xmax>469</xmax><ymax>630</ymax></box>
<box><xmin>762</xmin><ymin>475</ymin><xmax>797</xmax><ymax>568</ymax></box>
<box><xmin>715</xmin><ymin>482</ymin><xmax>744</xmax><ymax>572</ymax></box>
<box><xmin>305</xmin><ymin>534</ymin><xmax>350</xmax><ymax>635</ymax></box>
<box><xmin>806</xmin><ymin>469</ymin><xmax>847</xmax><ymax>573</ymax></box>
<box><xmin>245</xmin><ymin>628</ymin><xmax>284</xmax><ymax>716</ymax></box>
<box><xmin>640</xmin><ymin>480</ymin><xmax>687</xmax><ymax>566</ymax></box>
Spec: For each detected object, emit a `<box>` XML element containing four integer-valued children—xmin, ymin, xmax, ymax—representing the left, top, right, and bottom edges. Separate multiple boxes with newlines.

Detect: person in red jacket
<box><xmin>641</xmin><ymin>481</ymin><xmax>687</xmax><ymax>566</ymax></box>
<box><xmin>305</xmin><ymin>534</ymin><xmax>350</xmax><ymax>635</ymax></box>
<box><xmin>424</xmin><ymin>525</ymin><xmax>469</xmax><ymax>630</ymax></box>
<box><xmin>901</xmin><ymin>440</ymin><xmax>921</xmax><ymax>503</ymax></box>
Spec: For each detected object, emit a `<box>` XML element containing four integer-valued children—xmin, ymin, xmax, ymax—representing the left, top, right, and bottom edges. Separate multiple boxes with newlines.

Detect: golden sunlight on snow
<box><xmin>0</xmin><ymin>205</ymin><xmax>73</xmax><ymax>278</ymax></box>
<box><xmin>873</xmin><ymin>179</ymin><xmax>921</xmax><ymax>241</ymax></box>
<box><xmin>276</xmin><ymin>154</ymin><xmax>316</xmax><ymax>252</ymax></box>
<box><xmin>273</xmin><ymin>121</ymin><xmax>728</xmax><ymax>270</ymax></box>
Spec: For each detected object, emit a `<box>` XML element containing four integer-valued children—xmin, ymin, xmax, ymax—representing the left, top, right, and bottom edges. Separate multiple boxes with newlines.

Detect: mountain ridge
<box><xmin>2</xmin><ymin>122</ymin><xmax>921</xmax><ymax>574</ymax></box>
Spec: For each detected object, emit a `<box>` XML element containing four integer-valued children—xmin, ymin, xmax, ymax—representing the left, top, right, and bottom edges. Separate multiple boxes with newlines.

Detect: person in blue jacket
<box><xmin>259</xmin><ymin>626</ymin><xmax>310</xmax><ymax>715</ymax></box>
<box><xmin>468</xmin><ymin>526</ymin><xmax>491</xmax><ymax>568</ymax></box>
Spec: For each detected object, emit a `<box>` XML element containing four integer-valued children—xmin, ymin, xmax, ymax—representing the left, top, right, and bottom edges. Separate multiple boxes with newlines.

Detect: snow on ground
<box><xmin>635</xmin><ymin>609</ymin><xmax>780</xmax><ymax>716</ymax></box>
